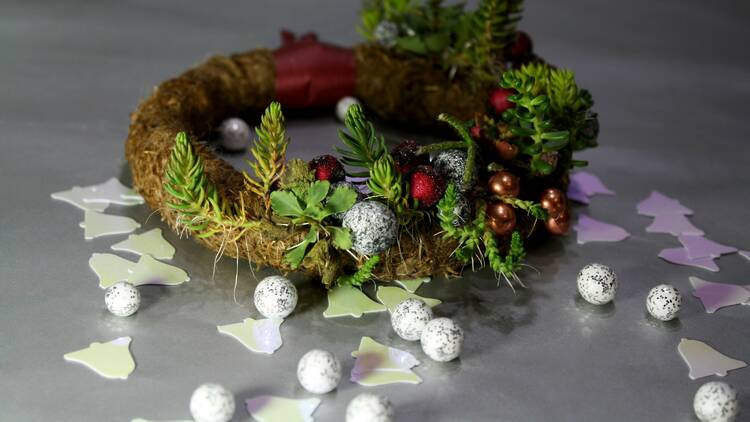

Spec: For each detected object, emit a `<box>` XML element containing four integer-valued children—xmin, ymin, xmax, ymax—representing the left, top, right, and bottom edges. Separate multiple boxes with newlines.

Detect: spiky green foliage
<box><xmin>336</xmin><ymin>255</ymin><xmax>381</xmax><ymax>287</ymax></box>
<box><xmin>270</xmin><ymin>181</ymin><xmax>358</xmax><ymax>268</ymax></box>
<box><xmin>336</xmin><ymin>104</ymin><xmax>388</xmax><ymax>177</ymax></box>
<box><xmin>244</xmin><ymin>102</ymin><xmax>289</xmax><ymax>216</ymax></box>
<box><xmin>501</xmin><ymin>197</ymin><xmax>547</xmax><ymax>220</ymax></box>
<box><xmin>469</xmin><ymin>0</ymin><xmax>523</xmax><ymax>77</ymax></box>
<box><xmin>483</xmin><ymin>230</ymin><xmax>526</xmax><ymax>287</ymax></box>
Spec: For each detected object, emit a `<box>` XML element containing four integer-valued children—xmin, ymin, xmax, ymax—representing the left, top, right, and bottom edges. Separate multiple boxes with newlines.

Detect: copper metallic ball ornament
<box><xmin>488</xmin><ymin>171</ymin><xmax>520</xmax><ymax>198</ymax></box>
<box><xmin>540</xmin><ymin>188</ymin><xmax>566</xmax><ymax>218</ymax></box>
<box><xmin>545</xmin><ymin>208</ymin><xmax>570</xmax><ymax>235</ymax></box>
<box><xmin>494</xmin><ymin>140</ymin><xmax>519</xmax><ymax>161</ymax></box>
<box><xmin>486</xmin><ymin>202</ymin><xmax>517</xmax><ymax>236</ymax></box>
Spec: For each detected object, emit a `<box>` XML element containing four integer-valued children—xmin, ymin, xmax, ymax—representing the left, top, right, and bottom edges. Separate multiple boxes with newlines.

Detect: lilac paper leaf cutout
<box><xmin>677</xmin><ymin>338</ymin><xmax>747</xmax><ymax>380</ymax></box>
<box><xmin>573</xmin><ymin>214</ymin><xmax>630</xmax><ymax>244</ymax></box>
<box><xmin>689</xmin><ymin>276</ymin><xmax>750</xmax><ymax>313</ymax></box>
<box><xmin>659</xmin><ymin>248</ymin><xmax>719</xmax><ymax>272</ymax></box>
<box><xmin>678</xmin><ymin>235</ymin><xmax>737</xmax><ymax>259</ymax></box>
<box><xmin>637</xmin><ymin>191</ymin><xmax>693</xmax><ymax>216</ymax></box>
<box><xmin>567</xmin><ymin>182</ymin><xmax>590</xmax><ymax>204</ymax></box>
<box><xmin>570</xmin><ymin>171</ymin><xmax>614</xmax><ymax>196</ymax></box>
<box><xmin>646</xmin><ymin>214</ymin><xmax>704</xmax><ymax>236</ymax></box>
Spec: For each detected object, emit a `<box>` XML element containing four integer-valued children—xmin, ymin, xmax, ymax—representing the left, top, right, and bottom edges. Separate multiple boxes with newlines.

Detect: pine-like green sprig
<box><xmin>336</xmin><ymin>104</ymin><xmax>387</xmax><ymax>177</ymax></box>
<box><xmin>483</xmin><ymin>229</ymin><xmax>526</xmax><ymax>288</ymax></box>
<box><xmin>501</xmin><ymin>197</ymin><xmax>548</xmax><ymax>220</ymax></box>
<box><xmin>368</xmin><ymin>154</ymin><xmax>404</xmax><ymax>210</ymax></box>
<box><xmin>244</xmin><ymin>102</ymin><xmax>289</xmax><ymax>217</ymax></box>
<box><xmin>472</xmin><ymin>0</ymin><xmax>524</xmax><ymax>71</ymax></box>
<box><xmin>336</xmin><ymin>255</ymin><xmax>381</xmax><ymax>287</ymax></box>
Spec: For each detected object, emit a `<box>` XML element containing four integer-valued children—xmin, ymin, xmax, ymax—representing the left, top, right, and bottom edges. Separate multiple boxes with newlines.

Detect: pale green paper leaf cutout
<box><xmin>63</xmin><ymin>336</ymin><xmax>136</xmax><ymax>380</ymax></box>
<box><xmin>246</xmin><ymin>396</ymin><xmax>321</xmax><ymax>422</ymax></box>
<box><xmin>51</xmin><ymin>186</ymin><xmax>110</xmax><ymax>212</ymax></box>
<box><xmin>376</xmin><ymin>286</ymin><xmax>441</xmax><ymax>312</ymax></box>
<box><xmin>111</xmin><ymin>228</ymin><xmax>176</xmax><ymax>260</ymax></box>
<box><xmin>80</xmin><ymin>210</ymin><xmax>141</xmax><ymax>239</ymax></box>
<box><xmin>217</xmin><ymin>318</ymin><xmax>283</xmax><ymax>354</ymax></box>
<box><xmin>393</xmin><ymin>277</ymin><xmax>430</xmax><ymax>293</ymax></box>
<box><xmin>323</xmin><ymin>285</ymin><xmax>387</xmax><ymax>318</ymax></box>
<box><xmin>89</xmin><ymin>253</ymin><xmax>137</xmax><ymax>288</ymax></box>
<box><xmin>127</xmin><ymin>254</ymin><xmax>189</xmax><ymax>286</ymax></box>
<box><xmin>350</xmin><ymin>336</ymin><xmax>422</xmax><ymax>386</ymax></box>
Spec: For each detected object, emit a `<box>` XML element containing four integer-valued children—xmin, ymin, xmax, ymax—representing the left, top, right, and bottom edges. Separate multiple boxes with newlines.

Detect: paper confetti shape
<box><xmin>51</xmin><ymin>186</ymin><xmax>110</xmax><ymax>212</ymax></box>
<box><xmin>218</xmin><ymin>318</ymin><xmax>283</xmax><ymax>354</ymax></box>
<box><xmin>323</xmin><ymin>285</ymin><xmax>387</xmax><ymax>318</ymax></box>
<box><xmin>83</xmin><ymin>178</ymin><xmax>144</xmax><ymax>205</ymax></box>
<box><xmin>131</xmin><ymin>419</ymin><xmax>191</xmax><ymax>422</ymax></box>
<box><xmin>570</xmin><ymin>171</ymin><xmax>614</xmax><ymax>196</ymax></box>
<box><xmin>127</xmin><ymin>254</ymin><xmax>189</xmax><ymax>286</ymax></box>
<box><xmin>677</xmin><ymin>338</ymin><xmax>747</xmax><ymax>380</ymax></box>
<box><xmin>567</xmin><ymin>182</ymin><xmax>590</xmax><ymax>204</ymax></box>
<box><xmin>637</xmin><ymin>191</ymin><xmax>693</xmax><ymax>216</ymax></box>
<box><xmin>350</xmin><ymin>336</ymin><xmax>422</xmax><ymax>386</ymax></box>
<box><xmin>89</xmin><ymin>253</ymin><xmax>137</xmax><ymax>288</ymax></box>
<box><xmin>246</xmin><ymin>396</ymin><xmax>321</xmax><ymax>422</ymax></box>
<box><xmin>646</xmin><ymin>214</ymin><xmax>704</xmax><ymax>236</ymax></box>
<box><xmin>690</xmin><ymin>276</ymin><xmax>750</xmax><ymax>313</ymax></box>
<box><xmin>80</xmin><ymin>210</ymin><xmax>141</xmax><ymax>239</ymax></box>
<box><xmin>573</xmin><ymin>214</ymin><xmax>630</xmax><ymax>244</ymax></box>
<box><xmin>111</xmin><ymin>228</ymin><xmax>175</xmax><ymax>260</ymax></box>
<box><xmin>659</xmin><ymin>248</ymin><xmax>719</xmax><ymax>272</ymax></box>
<box><xmin>376</xmin><ymin>286</ymin><xmax>441</xmax><ymax>312</ymax></box>
<box><xmin>393</xmin><ymin>277</ymin><xmax>430</xmax><ymax>293</ymax></box>
<box><xmin>677</xmin><ymin>235</ymin><xmax>737</xmax><ymax>259</ymax></box>
<box><xmin>740</xmin><ymin>250</ymin><xmax>750</xmax><ymax>261</ymax></box>
<box><xmin>64</xmin><ymin>337</ymin><xmax>136</xmax><ymax>380</ymax></box>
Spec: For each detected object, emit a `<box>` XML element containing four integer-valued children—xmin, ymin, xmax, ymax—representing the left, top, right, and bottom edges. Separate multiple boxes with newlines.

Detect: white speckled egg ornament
<box><xmin>342</xmin><ymin>201</ymin><xmax>398</xmax><ymax>256</ymax></box>
<box><xmin>576</xmin><ymin>263</ymin><xmax>618</xmax><ymax>305</ymax></box>
<box><xmin>693</xmin><ymin>381</ymin><xmax>740</xmax><ymax>422</ymax></box>
<box><xmin>297</xmin><ymin>349</ymin><xmax>342</xmax><ymax>394</ymax></box>
<box><xmin>253</xmin><ymin>275</ymin><xmax>297</xmax><ymax>319</ymax></box>
<box><xmin>346</xmin><ymin>393</ymin><xmax>395</xmax><ymax>422</ymax></box>
<box><xmin>420</xmin><ymin>317</ymin><xmax>464</xmax><ymax>362</ymax></box>
<box><xmin>391</xmin><ymin>298</ymin><xmax>433</xmax><ymax>341</ymax></box>
<box><xmin>189</xmin><ymin>383</ymin><xmax>235</xmax><ymax>422</ymax></box>
<box><xmin>373</xmin><ymin>20</ymin><xmax>399</xmax><ymax>47</ymax></box>
<box><xmin>336</xmin><ymin>96</ymin><xmax>361</xmax><ymax>122</ymax></box>
<box><xmin>646</xmin><ymin>284</ymin><xmax>682</xmax><ymax>321</ymax></box>
<box><xmin>218</xmin><ymin>117</ymin><xmax>251</xmax><ymax>151</ymax></box>
<box><xmin>104</xmin><ymin>281</ymin><xmax>140</xmax><ymax>317</ymax></box>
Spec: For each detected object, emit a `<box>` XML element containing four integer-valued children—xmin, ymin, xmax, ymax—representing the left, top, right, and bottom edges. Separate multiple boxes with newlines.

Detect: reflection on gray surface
<box><xmin>1</xmin><ymin>1</ymin><xmax>749</xmax><ymax>421</ymax></box>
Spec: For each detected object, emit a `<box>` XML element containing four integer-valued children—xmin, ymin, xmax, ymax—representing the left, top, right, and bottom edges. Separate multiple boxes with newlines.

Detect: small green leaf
<box><xmin>531</xmin><ymin>157</ymin><xmax>554</xmax><ymax>175</ymax></box>
<box><xmin>306</xmin><ymin>180</ymin><xmax>330</xmax><ymax>206</ymax></box>
<box><xmin>284</xmin><ymin>228</ymin><xmax>318</xmax><ymax>269</ymax></box>
<box><xmin>396</xmin><ymin>36</ymin><xmax>427</xmax><ymax>54</ymax></box>
<box><xmin>325</xmin><ymin>186</ymin><xmax>358</xmax><ymax>215</ymax></box>
<box><xmin>329</xmin><ymin>226</ymin><xmax>353</xmax><ymax>250</ymax></box>
<box><xmin>541</xmin><ymin>131</ymin><xmax>569</xmax><ymax>141</ymax></box>
<box><xmin>270</xmin><ymin>190</ymin><xmax>304</xmax><ymax>217</ymax></box>
<box><xmin>542</xmin><ymin>138</ymin><xmax>569</xmax><ymax>151</ymax></box>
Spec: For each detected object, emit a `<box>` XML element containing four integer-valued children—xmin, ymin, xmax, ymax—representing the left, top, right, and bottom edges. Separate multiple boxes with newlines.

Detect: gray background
<box><xmin>1</xmin><ymin>1</ymin><xmax>749</xmax><ymax>421</ymax></box>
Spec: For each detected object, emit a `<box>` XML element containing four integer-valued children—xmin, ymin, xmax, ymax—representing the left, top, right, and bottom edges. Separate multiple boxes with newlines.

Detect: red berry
<box><xmin>489</xmin><ymin>88</ymin><xmax>515</xmax><ymax>115</ymax></box>
<box><xmin>470</xmin><ymin>125</ymin><xmax>483</xmax><ymax>140</ymax></box>
<box><xmin>508</xmin><ymin>31</ymin><xmax>533</xmax><ymax>59</ymax></box>
<box><xmin>391</xmin><ymin>139</ymin><xmax>429</xmax><ymax>175</ymax></box>
<box><xmin>409</xmin><ymin>165</ymin><xmax>446</xmax><ymax>207</ymax></box>
<box><xmin>309</xmin><ymin>154</ymin><xmax>345</xmax><ymax>182</ymax></box>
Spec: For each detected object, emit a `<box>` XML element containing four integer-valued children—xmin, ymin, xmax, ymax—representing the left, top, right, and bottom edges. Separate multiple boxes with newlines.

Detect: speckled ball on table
<box><xmin>391</xmin><ymin>298</ymin><xmax>433</xmax><ymax>341</ymax></box>
<box><xmin>104</xmin><ymin>281</ymin><xmax>140</xmax><ymax>317</ymax></box>
<box><xmin>373</xmin><ymin>20</ymin><xmax>399</xmax><ymax>47</ymax></box>
<box><xmin>420</xmin><ymin>317</ymin><xmax>464</xmax><ymax>362</ymax></box>
<box><xmin>253</xmin><ymin>275</ymin><xmax>298</xmax><ymax>319</ymax></box>
<box><xmin>346</xmin><ymin>393</ymin><xmax>395</xmax><ymax>422</ymax></box>
<box><xmin>342</xmin><ymin>201</ymin><xmax>398</xmax><ymax>256</ymax></box>
<box><xmin>646</xmin><ymin>284</ymin><xmax>682</xmax><ymax>321</ymax></box>
<box><xmin>576</xmin><ymin>263</ymin><xmax>618</xmax><ymax>305</ymax></box>
<box><xmin>189</xmin><ymin>383</ymin><xmax>235</xmax><ymax>422</ymax></box>
<box><xmin>693</xmin><ymin>381</ymin><xmax>740</xmax><ymax>422</ymax></box>
<box><xmin>336</xmin><ymin>96</ymin><xmax>361</xmax><ymax>122</ymax></box>
<box><xmin>218</xmin><ymin>117</ymin><xmax>251</xmax><ymax>152</ymax></box>
<box><xmin>432</xmin><ymin>149</ymin><xmax>477</xmax><ymax>193</ymax></box>
<box><xmin>297</xmin><ymin>349</ymin><xmax>342</xmax><ymax>394</ymax></box>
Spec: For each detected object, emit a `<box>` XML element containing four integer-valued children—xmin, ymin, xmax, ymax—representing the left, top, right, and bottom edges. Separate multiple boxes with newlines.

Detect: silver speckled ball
<box><xmin>297</xmin><ymin>349</ymin><xmax>342</xmax><ymax>394</ymax></box>
<box><xmin>189</xmin><ymin>383</ymin><xmax>235</xmax><ymax>422</ymax></box>
<box><xmin>576</xmin><ymin>263</ymin><xmax>618</xmax><ymax>305</ymax></box>
<box><xmin>391</xmin><ymin>298</ymin><xmax>433</xmax><ymax>341</ymax></box>
<box><xmin>218</xmin><ymin>117</ymin><xmax>251</xmax><ymax>152</ymax></box>
<box><xmin>336</xmin><ymin>96</ymin><xmax>361</xmax><ymax>122</ymax></box>
<box><xmin>646</xmin><ymin>284</ymin><xmax>682</xmax><ymax>321</ymax></box>
<box><xmin>373</xmin><ymin>20</ymin><xmax>399</xmax><ymax>47</ymax></box>
<box><xmin>420</xmin><ymin>317</ymin><xmax>464</xmax><ymax>362</ymax></box>
<box><xmin>433</xmin><ymin>150</ymin><xmax>477</xmax><ymax>193</ymax></box>
<box><xmin>694</xmin><ymin>381</ymin><xmax>740</xmax><ymax>422</ymax></box>
<box><xmin>253</xmin><ymin>275</ymin><xmax>298</xmax><ymax>319</ymax></box>
<box><xmin>104</xmin><ymin>281</ymin><xmax>140</xmax><ymax>317</ymax></box>
<box><xmin>346</xmin><ymin>393</ymin><xmax>394</xmax><ymax>422</ymax></box>
<box><xmin>342</xmin><ymin>201</ymin><xmax>398</xmax><ymax>256</ymax></box>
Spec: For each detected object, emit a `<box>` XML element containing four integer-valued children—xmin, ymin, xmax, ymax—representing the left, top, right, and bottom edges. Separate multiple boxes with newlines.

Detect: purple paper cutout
<box><xmin>646</xmin><ymin>214</ymin><xmax>704</xmax><ymax>236</ymax></box>
<box><xmin>689</xmin><ymin>277</ymin><xmax>750</xmax><ymax>313</ymax></box>
<box><xmin>570</xmin><ymin>171</ymin><xmax>615</xmax><ymax>196</ymax></box>
<box><xmin>637</xmin><ymin>191</ymin><xmax>693</xmax><ymax>216</ymax></box>
<box><xmin>678</xmin><ymin>235</ymin><xmax>737</xmax><ymax>259</ymax></box>
<box><xmin>573</xmin><ymin>214</ymin><xmax>630</xmax><ymax>244</ymax></box>
<box><xmin>659</xmin><ymin>248</ymin><xmax>719</xmax><ymax>272</ymax></box>
<box><xmin>567</xmin><ymin>182</ymin><xmax>590</xmax><ymax>204</ymax></box>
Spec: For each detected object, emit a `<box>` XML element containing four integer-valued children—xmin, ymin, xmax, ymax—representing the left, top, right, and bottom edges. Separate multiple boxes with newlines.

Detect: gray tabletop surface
<box><xmin>2</xmin><ymin>1</ymin><xmax>749</xmax><ymax>421</ymax></box>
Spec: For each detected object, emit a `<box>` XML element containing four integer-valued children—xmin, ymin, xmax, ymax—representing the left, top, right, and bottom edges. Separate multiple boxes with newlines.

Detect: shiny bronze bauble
<box><xmin>540</xmin><ymin>188</ymin><xmax>567</xmax><ymax>219</ymax></box>
<box><xmin>488</xmin><ymin>170</ymin><xmax>520</xmax><ymax>198</ymax></box>
<box><xmin>545</xmin><ymin>208</ymin><xmax>570</xmax><ymax>235</ymax></box>
<box><xmin>486</xmin><ymin>202</ymin><xmax>517</xmax><ymax>236</ymax></box>
<box><xmin>494</xmin><ymin>140</ymin><xmax>519</xmax><ymax>161</ymax></box>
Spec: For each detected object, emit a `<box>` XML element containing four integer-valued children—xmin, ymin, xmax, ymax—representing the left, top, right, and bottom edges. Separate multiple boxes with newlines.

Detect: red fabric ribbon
<box><xmin>272</xmin><ymin>30</ymin><xmax>356</xmax><ymax>109</ymax></box>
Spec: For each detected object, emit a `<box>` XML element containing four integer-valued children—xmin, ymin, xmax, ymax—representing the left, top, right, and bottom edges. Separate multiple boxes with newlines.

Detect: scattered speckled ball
<box><xmin>373</xmin><ymin>20</ymin><xmax>399</xmax><ymax>47</ymax></box>
<box><xmin>391</xmin><ymin>298</ymin><xmax>433</xmax><ymax>341</ymax></box>
<box><xmin>646</xmin><ymin>284</ymin><xmax>682</xmax><ymax>321</ymax></box>
<box><xmin>342</xmin><ymin>201</ymin><xmax>398</xmax><ymax>256</ymax></box>
<box><xmin>420</xmin><ymin>317</ymin><xmax>464</xmax><ymax>362</ymax></box>
<box><xmin>576</xmin><ymin>263</ymin><xmax>618</xmax><ymax>305</ymax></box>
<box><xmin>336</xmin><ymin>96</ymin><xmax>361</xmax><ymax>122</ymax></box>
<box><xmin>346</xmin><ymin>393</ymin><xmax>395</xmax><ymax>422</ymax></box>
<box><xmin>297</xmin><ymin>349</ymin><xmax>342</xmax><ymax>394</ymax></box>
<box><xmin>693</xmin><ymin>381</ymin><xmax>740</xmax><ymax>422</ymax></box>
<box><xmin>433</xmin><ymin>149</ymin><xmax>477</xmax><ymax>193</ymax></box>
<box><xmin>253</xmin><ymin>275</ymin><xmax>298</xmax><ymax>319</ymax></box>
<box><xmin>189</xmin><ymin>383</ymin><xmax>235</xmax><ymax>422</ymax></box>
<box><xmin>218</xmin><ymin>117</ymin><xmax>251</xmax><ymax>152</ymax></box>
<box><xmin>104</xmin><ymin>281</ymin><xmax>140</xmax><ymax>317</ymax></box>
